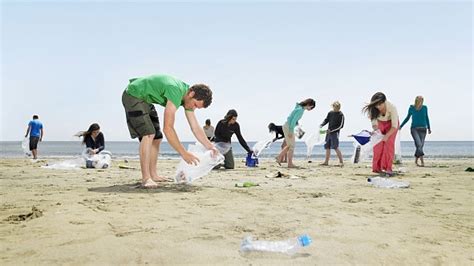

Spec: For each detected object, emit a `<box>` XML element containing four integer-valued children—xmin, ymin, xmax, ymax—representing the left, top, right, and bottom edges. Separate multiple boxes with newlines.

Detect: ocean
<box><xmin>1</xmin><ymin>141</ymin><xmax>473</xmax><ymax>160</ymax></box>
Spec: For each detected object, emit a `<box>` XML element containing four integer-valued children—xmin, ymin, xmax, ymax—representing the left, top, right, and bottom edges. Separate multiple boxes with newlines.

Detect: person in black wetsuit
<box><xmin>268</xmin><ymin>122</ymin><xmax>287</xmax><ymax>162</ymax></box>
<box><xmin>77</xmin><ymin>123</ymin><xmax>105</xmax><ymax>155</ymax></box>
<box><xmin>214</xmin><ymin>109</ymin><xmax>252</xmax><ymax>169</ymax></box>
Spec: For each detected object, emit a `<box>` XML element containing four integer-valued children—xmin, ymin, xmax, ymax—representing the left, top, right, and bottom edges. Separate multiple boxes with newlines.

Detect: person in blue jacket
<box><xmin>276</xmin><ymin>99</ymin><xmax>315</xmax><ymax>168</ymax></box>
<box><xmin>400</xmin><ymin>96</ymin><xmax>431</xmax><ymax>167</ymax></box>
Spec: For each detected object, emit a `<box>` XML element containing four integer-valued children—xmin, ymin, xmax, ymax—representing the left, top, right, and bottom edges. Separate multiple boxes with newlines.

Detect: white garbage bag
<box><xmin>367</xmin><ymin>176</ymin><xmax>410</xmax><ymax>188</ymax></box>
<box><xmin>82</xmin><ymin>149</ymin><xmax>112</xmax><ymax>169</ymax></box>
<box><xmin>21</xmin><ymin>137</ymin><xmax>31</xmax><ymax>157</ymax></box>
<box><xmin>175</xmin><ymin>143</ymin><xmax>224</xmax><ymax>184</ymax></box>
<box><xmin>253</xmin><ymin>138</ymin><xmax>273</xmax><ymax>157</ymax></box>
<box><xmin>304</xmin><ymin>129</ymin><xmax>326</xmax><ymax>158</ymax></box>
<box><xmin>214</xmin><ymin>142</ymin><xmax>231</xmax><ymax>155</ymax></box>
<box><xmin>351</xmin><ymin>130</ymin><xmax>384</xmax><ymax>163</ymax></box>
<box><xmin>394</xmin><ymin>131</ymin><xmax>402</xmax><ymax>163</ymax></box>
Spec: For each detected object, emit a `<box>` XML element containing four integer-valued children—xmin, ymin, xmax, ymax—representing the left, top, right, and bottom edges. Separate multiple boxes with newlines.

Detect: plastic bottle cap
<box><xmin>298</xmin><ymin>234</ymin><xmax>312</xmax><ymax>247</ymax></box>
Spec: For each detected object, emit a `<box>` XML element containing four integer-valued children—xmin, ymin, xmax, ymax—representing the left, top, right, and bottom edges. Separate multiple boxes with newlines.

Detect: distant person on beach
<box><xmin>75</xmin><ymin>123</ymin><xmax>105</xmax><ymax>155</ymax></box>
<box><xmin>24</xmin><ymin>115</ymin><xmax>44</xmax><ymax>160</ymax></box>
<box><xmin>400</xmin><ymin>95</ymin><xmax>431</xmax><ymax>167</ymax></box>
<box><xmin>214</xmin><ymin>109</ymin><xmax>252</xmax><ymax>169</ymax></box>
<box><xmin>203</xmin><ymin>119</ymin><xmax>215</xmax><ymax>141</ymax></box>
<box><xmin>276</xmin><ymin>98</ymin><xmax>316</xmax><ymax>168</ymax></box>
<box><xmin>122</xmin><ymin>74</ymin><xmax>216</xmax><ymax>188</ymax></box>
<box><xmin>268</xmin><ymin>122</ymin><xmax>287</xmax><ymax>163</ymax></box>
<box><xmin>363</xmin><ymin>92</ymin><xmax>399</xmax><ymax>176</ymax></box>
<box><xmin>320</xmin><ymin>101</ymin><xmax>345</xmax><ymax>167</ymax></box>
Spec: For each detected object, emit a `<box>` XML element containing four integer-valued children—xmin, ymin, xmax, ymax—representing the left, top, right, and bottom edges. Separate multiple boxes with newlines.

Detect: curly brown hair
<box><xmin>189</xmin><ymin>84</ymin><xmax>212</xmax><ymax>108</ymax></box>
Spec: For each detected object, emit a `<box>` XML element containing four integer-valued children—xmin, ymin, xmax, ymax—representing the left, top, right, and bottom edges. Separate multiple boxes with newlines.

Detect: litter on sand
<box><xmin>367</xmin><ymin>177</ymin><xmax>410</xmax><ymax>188</ymax></box>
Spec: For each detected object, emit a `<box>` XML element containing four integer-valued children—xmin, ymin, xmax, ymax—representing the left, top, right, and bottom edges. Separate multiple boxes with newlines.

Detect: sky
<box><xmin>1</xmin><ymin>1</ymin><xmax>472</xmax><ymax>142</ymax></box>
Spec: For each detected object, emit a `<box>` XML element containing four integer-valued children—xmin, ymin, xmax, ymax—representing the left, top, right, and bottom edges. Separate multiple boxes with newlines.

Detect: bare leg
<box><xmin>420</xmin><ymin>156</ymin><xmax>425</xmax><ymax>167</ymax></box>
<box><xmin>415</xmin><ymin>157</ymin><xmax>420</xmax><ymax>166</ymax></box>
<box><xmin>287</xmin><ymin>148</ymin><xmax>296</xmax><ymax>168</ymax></box>
<box><xmin>32</xmin><ymin>149</ymin><xmax>38</xmax><ymax>159</ymax></box>
<box><xmin>335</xmin><ymin>148</ymin><xmax>343</xmax><ymax>166</ymax></box>
<box><xmin>149</xmin><ymin>139</ymin><xmax>168</xmax><ymax>181</ymax></box>
<box><xmin>139</xmin><ymin>135</ymin><xmax>158</xmax><ymax>187</ymax></box>
<box><xmin>276</xmin><ymin>146</ymin><xmax>289</xmax><ymax>165</ymax></box>
<box><xmin>321</xmin><ymin>149</ymin><xmax>330</xmax><ymax>165</ymax></box>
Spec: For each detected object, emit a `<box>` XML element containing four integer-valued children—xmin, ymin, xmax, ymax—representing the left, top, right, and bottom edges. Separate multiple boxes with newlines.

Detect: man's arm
<box><xmin>25</xmin><ymin>125</ymin><xmax>31</xmax><ymax>138</ymax></box>
<box><xmin>185</xmin><ymin>110</ymin><xmax>214</xmax><ymax>150</ymax></box>
<box><xmin>163</xmin><ymin>101</ymin><xmax>199</xmax><ymax>164</ymax></box>
<box><xmin>40</xmin><ymin>128</ymin><xmax>44</xmax><ymax>141</ymax></box>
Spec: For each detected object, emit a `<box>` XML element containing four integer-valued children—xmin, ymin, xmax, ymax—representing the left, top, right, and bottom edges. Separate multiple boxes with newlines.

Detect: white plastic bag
<box><xmin>368</xmin><ymin>176</ymin><xmax>410</xmax><ymax>188</ymax></box>
<box><xmin>295</xmin><ymin>125</ymin><xmax>306</xmax><ymax>139</ymax></box>
<box><xmin>304</xmin><ymin>129</ymin><xmax>326</xmax><ymax>158</ymax></box>
<box><xmin>394</xmin><ymin>131</ymin><xmax>402</xmax><ymax>163</ymax></box>
<box><xmin>214</xmin><ymin>142</ymin><xmax>231</xmax><ymax>155</ymax></box>
<box><xmin>175</xmin><ymin>143</ymin><xmax>224</xmax><ymax>184</ymax></box>
<box><xmin>21</xmin><ymin>137</ymin><xmax>31</xmax><ymax>157</ymax></box>
<box><xmin>351</xmin><ymin>130</ymin><xmax>384</xmax><ymax>163</ymax></box>
<box><xmin>252</xmin><ymin>138</ymin><xmax>273</xmax><ymax>157</ymax></box>
<box><xmin>82</xmin><ymin>149</ymin><xmax>112</xmax><ymax>169</ymax></box>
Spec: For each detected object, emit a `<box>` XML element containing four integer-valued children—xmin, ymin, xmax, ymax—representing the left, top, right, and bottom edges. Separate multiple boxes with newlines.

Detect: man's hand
<box><xmin>210</xmin><ymin>147</ymin><xmax>219</xmax><ymax>158</ymax></box>
<box><xmin>182</xmin><ymin>151</ymin><xmax>200</xmax><ymax>165</ymax></box>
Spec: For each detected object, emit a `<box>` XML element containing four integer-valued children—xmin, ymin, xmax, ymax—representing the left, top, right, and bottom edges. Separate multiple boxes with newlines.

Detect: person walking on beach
<box><xmin>203</xmin><ymin>119</ymin><xmax>215</xmax><ymax>141</ymax></box>
<box><xmin>400</xmin><ymin>95</ymin><xmax>431</xmax><ymax>167</ymax></box>
<box><xmin>75</xmin><ymin>123</ymin><xmax>105</xmax><ymax>155</ymax></box>
<box><xmin>122</xmin><ymin>74</ymin><xmax>217</xmax><ymax>188</ymax></box>
<box><xmin>276</xmin><ymin>98</ymin><xmax>316</xmax><ymax>168</ymax></box>
<box><xmin>320</xmin><ymin>101</ymin><xmax>345</xmax><ymax>167</ymax></box>
<box><xmin>268</xmin><ymin>122</ymin><xmax>287</xmax><ymax>162</ymax></box>
<box><xmin>362</xmin><ymin>92</ymin><xmax>399</xmax><ymax>176</ymax></box>
<box><xmin>213</xmin><ymin>109</ymin><xmax>253</xmax><ymax>169</ymax></box>
<box><xmin>24</xmin><ymin>115</ymin><xmax>44</xmax><ymax>160</ymax></box>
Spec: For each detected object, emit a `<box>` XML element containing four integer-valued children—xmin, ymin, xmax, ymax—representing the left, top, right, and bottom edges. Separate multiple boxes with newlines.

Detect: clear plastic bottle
<box><xmin>240</xmin><ymin>234</ymin><xmax>312</xmax><ymax>255</ymax></box>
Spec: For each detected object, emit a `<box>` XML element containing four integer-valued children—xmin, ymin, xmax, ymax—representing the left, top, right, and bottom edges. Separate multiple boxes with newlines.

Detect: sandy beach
<box><xmin>0</xmin><ymin>157</ymin><xmax>472</xmax><ymax>265</ymax></box>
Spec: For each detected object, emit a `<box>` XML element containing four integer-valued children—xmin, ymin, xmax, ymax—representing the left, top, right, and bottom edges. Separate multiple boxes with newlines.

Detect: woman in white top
<box><xmin>203</xmin><ymin>119</ymin><xmax>215</xmax><ymax>141</ymax></box>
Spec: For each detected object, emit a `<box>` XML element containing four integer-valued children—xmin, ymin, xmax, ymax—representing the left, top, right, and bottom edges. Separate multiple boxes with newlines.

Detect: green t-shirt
<box><xmin>126</xmin><ymin>74</ymin><xmax>189</xmax><ymax>109</ymax></box>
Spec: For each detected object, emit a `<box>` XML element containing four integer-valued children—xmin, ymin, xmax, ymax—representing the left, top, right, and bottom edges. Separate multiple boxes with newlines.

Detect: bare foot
<box><xmin>141</xmin><ymin>178</ymin><xmax>159</xmax><ymax>189</ymax></box>
<box><xmin>151</xmin><ymin>176</ymin><xmax>173</xmax><ymax>182</ymax></box>
<box><xmin>275</xmin><ymin>156</ymin><xmax>282</xmax><ymax>166</ymax></box>
<box><xmin>320</xmin><ymin>163</ymin><xmax>328</xmax><ymax>166</ymax></box>
<box><xmin>288</xmin><ymin>164</ymin><xmax>300</xmax><ymax>169</ymax></box>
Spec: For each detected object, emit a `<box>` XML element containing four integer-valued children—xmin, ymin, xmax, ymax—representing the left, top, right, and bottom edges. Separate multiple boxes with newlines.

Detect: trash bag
<box><xmin>304</xmin><ymin>129</ymin><xmax>326</xmax><ymax>158</ymax></box>
<box><xmin>214</xmin><ymin>142</ymin><xmax>232</xmax><ymax>155</ymax></box>
<box><xmin>295</xmin><ymin>125</ymin><xmax>306</xmax><ymax>139</ymax></box>
<box><xmin>351</xmin><ymin>130</ymin><xmax>384</xmax><ymax>163</ymax></box>
<box><xmin>82</xmin><ymin>149</ymin><xmax>112</xmax><ymax>169</ymax></box>
<box><xmin>394</xmin><ymin>131</ymin><xmax>402</xmax><ymax>164</ymax></box>
<box><xmin>367</xmin><ymin>176</ymin><xmax>410</xmax><ymax>188</ymax></box>
<box><xmin>252</xmin><ymin>138</ymin><xmax>273</xmax><ymax>157</ymax></box>
<box><xmin>175</xmin><ymin>143</ymin><xmax>224</xmax><ymax>184</ymax></box>
<box><xmin>21</xmin><ymin>137</ymin><xmax>31</xmax><ymax>157</ymax></box>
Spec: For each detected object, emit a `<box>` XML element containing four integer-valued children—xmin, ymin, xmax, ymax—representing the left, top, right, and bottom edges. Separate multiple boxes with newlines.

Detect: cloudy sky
<box><xmin>1</xmin><ymin>1</ymin><xmax>472</xmax><ymax>142</ymax></box>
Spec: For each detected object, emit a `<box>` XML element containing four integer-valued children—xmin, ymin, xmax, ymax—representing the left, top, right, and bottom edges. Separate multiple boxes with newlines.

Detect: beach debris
<box><xmin>5</xmin><ymin>206</ymin><xmax>43</xmax><ymax>223</ymax></box>
<box><xmin>367</xmin><ymin>177</ymin><xmax>410</xmax><ymax>189</ymax></box>
<box><xmin>464</xmin><ymin>167</ymin><xmax>474</xmax><ymax>172</ymax></box>
<box><xmin>265</xmin><ymin>171</ymin><xmax>302</xmax><ymax>179</ymax></box>
<box><xmin>235</xmin><ymin>182</ymin><xmax>259</xmax><ymax>188</ymax></box>
<box><xmin>118</xmin><ymin>164</ymin><xmax>136</xmax><ymax>170</ymax></box>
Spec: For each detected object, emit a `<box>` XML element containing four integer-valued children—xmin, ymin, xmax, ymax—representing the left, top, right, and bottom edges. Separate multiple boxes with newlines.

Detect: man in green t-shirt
<box><xmin>122</xmin><ymin>74</ymin><xmax>216</xmax><ymax>188</ymax></box>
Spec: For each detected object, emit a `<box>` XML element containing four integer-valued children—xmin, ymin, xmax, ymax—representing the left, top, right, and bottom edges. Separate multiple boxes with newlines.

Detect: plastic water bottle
<box><xmin>240</xmin><ymin>234</ymin><xmax>312</xmax><ymax>255</ymax></box>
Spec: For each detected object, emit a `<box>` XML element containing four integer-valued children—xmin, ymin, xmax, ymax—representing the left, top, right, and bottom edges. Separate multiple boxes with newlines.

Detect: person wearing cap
<box><xmin>122</xmin><ymin>74</ymin><xmax>217</xmax><ymax>188</ymax></box>
<box><xmin>362</xmin><ymin>92</ymin><xmax>399</xmax><ymax>176</ymax></box>
<box><xmin>214</xmin><ymin>109</ymin><xmax>252</xmax><ymax>169</ymax></box>
<box><xmin>320</xmin><ymin>101</ymin><xmax>345</xmax><ymax>166</ymax></box>
<box><xmin>276</xmin><ymin>98</ymin><xmax>316</xmax><ymax>168</ymax></box>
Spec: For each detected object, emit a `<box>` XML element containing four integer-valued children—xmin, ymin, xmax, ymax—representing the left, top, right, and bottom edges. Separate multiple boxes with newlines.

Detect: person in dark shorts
<box><xmin>320</xmin><ymin>101</ymin><xmax>344</xmax><ymax>166</ymax></box>
<box><xmin>122</xmin><ymin>74</ymin><xmax>217</xmax><ymax>188</ymax></box>
<box><xmin>24</xmin><ymin>115</ymin><xmax>44</xmax><ymax>160</ymax></box>
<box><xmin>214</xmin><ymin>109</ymin><xmax>252</xmax><ymax>169</ymax></box>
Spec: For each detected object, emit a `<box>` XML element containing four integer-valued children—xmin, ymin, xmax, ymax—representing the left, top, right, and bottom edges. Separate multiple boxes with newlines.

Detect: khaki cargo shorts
<box><xmin>283</xmin><ymin>122</ymin><xmax>295</xmax><ymax>150</ymax></box>
<box><xmin>122</xmin><ymin>90</ymin><xmax>163</xmax><ymax>140</ymax></box>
